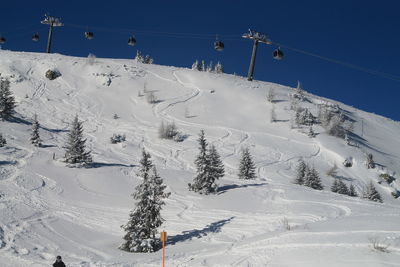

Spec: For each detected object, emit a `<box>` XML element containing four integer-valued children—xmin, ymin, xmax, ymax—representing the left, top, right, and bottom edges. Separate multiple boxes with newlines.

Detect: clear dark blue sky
<box><xmin>1</xmin><ymin>0</ymin><xmax>399</xmax><ymax>121</ymax></box>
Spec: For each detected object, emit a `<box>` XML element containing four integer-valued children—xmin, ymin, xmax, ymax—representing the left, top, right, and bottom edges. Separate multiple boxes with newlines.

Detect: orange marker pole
<box><xmin>160</xmin><ymin>231</ymin><xmax>167</xmax><ymax>267</ymax></box>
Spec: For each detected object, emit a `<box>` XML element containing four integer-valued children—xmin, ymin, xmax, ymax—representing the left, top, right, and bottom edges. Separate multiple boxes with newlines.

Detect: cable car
<box><xmin>214</xmin><ymin>40</ymin><xmax>224</xmax><ymax>51</ymax></box>
<box><xmin>214</xmin><ymin>34</ymin><xmax>224</xmax><ymax>51</ymax></box>
<box><xmin>128</xmin><ymin>36</ymin><xmax>136</xmax><ymax>46</ymax></box>
<box><xmin>273</xmin><ymin>48</ymin><xmax>284</xmax><ymax>60</ymax></box>
<box><xmin>32</xmin><ymin>33</ymin><xmax>39</xmax><ymax>42</ymax></box>
<box><xmin>0</xmin><ymin>36</ymin><xmax>5</xmax><ymax>44</ymax></box>
<box><xmin>85</xmin><ymin>31</ymin><xmax>94</xmax><ymax>40</ymax></box>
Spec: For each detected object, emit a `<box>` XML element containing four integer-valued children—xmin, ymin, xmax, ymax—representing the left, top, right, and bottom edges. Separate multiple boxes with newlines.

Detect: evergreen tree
<box><xmin>331</xmin><ymin>179</ymin><xmax>340</xmax><ymax>193</ymax></box>
<box><xmin>0</xmin><ymin>79</ymin><xmax>16</xmax><ymax>121</ymax></box>
<box><xmin>30</xmin><ymin>114</ymin><xmax>42</xmax><ymax>147</ymax></box>
<box><xmin>304</xmin><ymin>166</ymin><xmax>323</xmax><ymax>190</ymax></box>
<box><xmin>192</xmin><ymin>60</ymin><xmax>201</xmax><ymax>71</ymax></box>
<box><xmin>120</xmin><ymin>150</ymin><xmax>170</xmax><ymax>252</ymax></box>
<box><xmin>206</xmin><ymin>144</ymin><xmax>225</xmax><ymax>193</ymax></box>
<box><xmin>238</xmin><ymin>147</ymin><xmax>256</xmax><ymax>180</ymax></box>
<box><xmin>214</xmin><ymin>61</ymin><xmax>224</xmax><ymax>73</ymax></box>
<box><xmin>363</xmin><ymin>181</ymin><xmax>382</xmax><ymax>202</ymax></box>
<box><xmin>64</xmin><ymin>115</ymin><xmax>92</xmax><ymax>166</ymax></box>
<box><xmin>0</xmin><ymin>133</ymin><xmax>6</xmax><ymax>147</ymax></box>
<box><xmin>348</xmin><ymin>184</ymin><xmax>358</xmax><ymax>197</ymax></box>
<box><xmin>308</xmin><ymin>126</ymin><xmax>315</xmax><ymax>138</ymax></box>
<box><xmin>189</xmin><ymin>130</ymin><xmax>209</xmax><ymax>193</ymax></box>
<box><xmin>337</xmin><ymin>180</ymin><xmax>349</xmax><ymax>195</ymax></box>
<box><xmin>294</xmin><ymin>159</ymin><xmax>307</xmax><ymax>185</ymax></box>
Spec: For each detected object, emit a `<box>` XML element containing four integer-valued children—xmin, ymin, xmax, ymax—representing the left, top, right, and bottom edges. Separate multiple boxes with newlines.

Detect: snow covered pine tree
<box><xmin>64</xmin><ymin>115</ymin><xmax>92</xmax><ymax>167</ymax></box>
<box><xmin>120</xmin><ymin>149</ymin><xmax>170</xmax><ymax>252</ymax></box>
<box><xmin>238</xmin><ymin>147</ymin><xmax>256</xmax><ymax>180</ymax></box>
<box><xmin>189</xmin><ymin>130</ymin><xmax>225</xmax><ymax>194</ymax></box>
<box><xmin>30</xmin><ymin>114</ymin><xmax>42</xmax><ymax>147</ymax></box>
<box><xmin>304</xmin><ymin>166</ymin><xmax>324</xmax><ymax>190</ymax></box>
<box><xmin>0</xmin><ymin>78</ymin><xmax>16</xmax><ymax>121</ymax></box>
<box><xmin>294</xmin><ymin>159</ymin><xmax>307</xmax><ymax>185</ymax></box>
<box><xmin>363</xmin><ymin>181</ymin><xmax>382</xmax><ymax>202</ymax></box>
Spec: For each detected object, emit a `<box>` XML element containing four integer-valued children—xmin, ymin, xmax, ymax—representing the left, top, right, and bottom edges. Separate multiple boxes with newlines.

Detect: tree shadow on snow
<box><xmin>217</xmin><ymin>183</ymin><xmax>268</xmax><ymax>195</ymax></box>
<box><xmin>167</xmin><ymin>217</ymin><xmax>234</xmax><ymax>245</ymax></box>
<box><xmin>0</xmin><ymin>160</ymin><xmax>17</xmax><ymax>165</ymax></box>
<box><xmin>90</xmin><ymin>162</ymin><xmax>136</xmax><ymax>168</ymax></box>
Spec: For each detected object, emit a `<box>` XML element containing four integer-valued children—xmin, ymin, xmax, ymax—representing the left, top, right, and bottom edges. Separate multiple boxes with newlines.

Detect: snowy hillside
<box><xmin>0</xmin><ymin>50</ymin><xmax>400</xmax><ymax>267</ymax></box>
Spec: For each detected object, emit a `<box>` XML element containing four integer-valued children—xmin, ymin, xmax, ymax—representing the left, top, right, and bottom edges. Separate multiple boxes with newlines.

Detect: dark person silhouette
<box><xmin>53</xmin><ymin>255</ymin><xmax>66</xmax><ymax>267</ymax></box>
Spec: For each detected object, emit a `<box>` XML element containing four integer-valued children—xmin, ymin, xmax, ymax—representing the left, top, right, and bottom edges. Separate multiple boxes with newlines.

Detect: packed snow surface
<box><xmin>0</xmin><ymin>51</ymin><xmax>399</xmax><ymax>266</ymax></box>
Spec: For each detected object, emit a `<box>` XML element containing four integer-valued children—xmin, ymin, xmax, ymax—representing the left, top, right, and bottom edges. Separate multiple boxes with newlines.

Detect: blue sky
<box><xmin>1</xmin><ymin>0</ymin><xmax>399</xmax><ymax>121</ymax></box>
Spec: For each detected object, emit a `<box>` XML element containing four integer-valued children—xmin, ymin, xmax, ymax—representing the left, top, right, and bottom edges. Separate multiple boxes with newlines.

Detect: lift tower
<box><xmin>242</xmin><ymin>30</ymin><xmax>272</xmax><ymax>81</ymax></box>
<box><xmin>41</xmin><ymin>15</ymin><xmax>63</xmax><ymax>53</ymax></box>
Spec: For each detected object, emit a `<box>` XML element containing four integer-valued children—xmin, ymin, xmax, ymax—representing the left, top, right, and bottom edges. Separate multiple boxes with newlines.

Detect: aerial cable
<box><xmin>273</xmin><ymin>42</ymin><xmax>400</xmax><ymax>82</ymax></box>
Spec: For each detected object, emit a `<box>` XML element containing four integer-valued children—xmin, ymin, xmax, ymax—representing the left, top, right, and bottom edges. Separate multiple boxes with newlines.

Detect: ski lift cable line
<box><xmin>64</xmin><ymin>23</ymin><xmax>241</xmax><ymax>38</ymax></box>
<box><xmin>273</xmin><ymin>42</ymin><xmax>400</xmax><ymax>82</ymax></box>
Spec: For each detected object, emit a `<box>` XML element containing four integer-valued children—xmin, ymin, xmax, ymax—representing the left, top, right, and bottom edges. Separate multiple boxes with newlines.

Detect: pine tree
<box><xmin>363</xmin><ymin>181</ymin><xmax>382</xmax><ymax>202</ymax></box>
<box><xmin>304</xmin><ymin>166</ymin><xmax>323</xmax><ymax>190</ymax></box>
<box><xmin>238</xmin><ymin>147</ymin><xmax>256</xmax><ymax>180</ymax></box>
<box><xmin>206</xmin><ymin>144</ymin><xmax>225</xmax><ymax>193</ymax></box>
<box><xmin>331</xmin><ymin>179</ymin><xmax>340</xmax><ymax>193</ymax></box>
<box><xmin>214</xmin><ymin>61</ymin><xmax>224</xmax><ymax>73</ymax></box>
<box><xmin>120</xmin><ymin>150</ymin><xmax>170</xmax><ymax>252</ymax></box>
<box><xmin>0</xmin><ymin>133</ymin><xmax>6</xmax><ymax>147</ymax></box>
<box><xmin>189</xmin><ymin>131</ymin><xmax>225</xmax><ymax>194</ymax></box>
<box><xmin>308</xmin><ymin>126</ymin><xmax>315</xmax><ymax>138</ymax></box>
<box><xmin>294</xmin><ymin>159</ymin><xmax>307</xmax><ymax>185</ymax></box>
<box><xmin>189</xmin><ymin>130</ymin><xmax>209</xmax><ymax>192</ymax></box>
<box><xmin>64</xmin><ymin>115</ymin><xmax>92</xmax><ymax>166</ymax></box>
<box><xmin>30</xmin><ymin>114</ymin><xmax>42</xmax><ymax>147</ymax></box>
<box><xmin>0</xmin><ymin>79</ymin><xmax>16</xmax><ymax>121</ymax></box>
<box><xmin>348</xmin><ymin>184</ymin><xmax>358</xmax><ymax>197</ymax></box>
<box><xmin>192</xmin><ymin>60</ymin><xmax>201</xmax><ymax>71</ymax></box>
<box><xmin>337</xmin><ymin>180</ymin><xmax>349</xmax><ymax>195</ymax></box>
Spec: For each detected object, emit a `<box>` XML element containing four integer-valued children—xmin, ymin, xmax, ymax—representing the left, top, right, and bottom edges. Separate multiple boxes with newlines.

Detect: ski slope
<box><xmin>0</xmin><ymin>50</ymin><xmax>399</xmax><ymax>266</ymax></box>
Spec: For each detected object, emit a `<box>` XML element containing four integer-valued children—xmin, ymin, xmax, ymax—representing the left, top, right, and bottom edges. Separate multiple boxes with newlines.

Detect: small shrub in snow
<box><xmin>45</xmin><ymin>69</ymin><xmax>61</xmax><ymax>80</ymax></box>
<box><xmin>110</xmin><ymin>134</ymin><xmax>126</xmax><ymax>144</ymax></box>
<box><xmin>146</xmin><ymin>91</ymin><xmax>157</xmax><ymax>104</ymax></box>
<box><xmin>0</xmin><ymin>133</ymin><xmax>6</xmax><ymax>147</ymax></box>
<box><xmin>267</xmin><ymin>88</ymin><xmax>275</xmax><ymax>103</ymax></box>
<box><xmin>281</xmin><ymin>217</ymin><xmax>291</xmax><ymax>231</ymax></box>
<box><xmin>379</xmin><ymin>173</ymin><xmax>395</xmax><ymax>184</ymax></box>
<box><xmin>113</xmin><ymin>114</ymin><xmax>119</xmax><ymax>119</ymax></box>
<box><xmin>366</xmin><ymin>153</ymin><xmax>375</xmax><ymax>169</ymax></box>
<box><xmin>369</xmin><ymin>237</ymin><xmax>389</xmax><ymax>252</ymax></box>
<box><xmin>158</xmin><ymin>121</ymin><xmax>185</xmax><ymax>142</ymax></box>
<box><xmin>391</xmin><ymin>190</ymin><xmax>400</xmax><ymax>199</ymax></box>
<box><xmin>363</xmin><ymin>182</ymin><xmax>383</xmax><ymax>203</ymax></box>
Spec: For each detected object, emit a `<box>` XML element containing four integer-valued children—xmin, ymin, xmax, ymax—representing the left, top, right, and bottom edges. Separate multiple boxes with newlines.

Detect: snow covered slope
<box><xmin>0</xmin><ymin>50</ymin><xmax>399</xmax><ymax>266</ymax></box>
